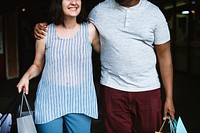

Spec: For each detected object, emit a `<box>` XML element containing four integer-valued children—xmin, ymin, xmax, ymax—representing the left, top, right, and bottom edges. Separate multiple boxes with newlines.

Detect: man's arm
<box><xmin>34</xmin><ymin>22</ymin><xmax>48</xmax><ymax>39</ymax></box>
<box><xmin>155</xmin><ymin>41</ymin><xmax>175</xmax><ymax>120</ymax></box>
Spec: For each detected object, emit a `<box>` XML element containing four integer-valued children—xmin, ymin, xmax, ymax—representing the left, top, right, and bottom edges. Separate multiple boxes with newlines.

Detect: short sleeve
<box><xmin>88</xmin><ymin>5</ymin><xmax>98</xmax><ymax>25</ymax></box>
<box><xmin>154</xmin><ymin>9</ymin><xmax>170</xmax><ymax>45</ymax></box>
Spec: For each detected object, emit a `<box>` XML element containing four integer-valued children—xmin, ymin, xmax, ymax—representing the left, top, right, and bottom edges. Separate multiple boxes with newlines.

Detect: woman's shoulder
<box><xmin>80</xmin><ymin>22</ymin><xmax>95</xmax><ymax>31</ymax></box>
<box><xmin>87</xmin><ymin>22</ymin><xmax>95</xmax><ymax>30</ymax></box>
<box><xmin>47</xmin><ymin>23</ymin><xmax>55</xmax><ymax>28</ymax></box>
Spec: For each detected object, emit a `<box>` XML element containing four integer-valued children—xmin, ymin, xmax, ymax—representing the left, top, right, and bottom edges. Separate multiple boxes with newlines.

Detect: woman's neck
<box><xmin>63</xmin><ymin>17</ymin><xmax>78</xmax><ymax>29</ymax></box>
<box><xmin>56</xmin><ymin>20</ymin><xmax>80</xmax><ymax>39</ymax></box>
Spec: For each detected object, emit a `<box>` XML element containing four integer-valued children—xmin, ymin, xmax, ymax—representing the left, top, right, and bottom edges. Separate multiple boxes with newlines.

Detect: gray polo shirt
<box><xmin>89</xmin><ymin>0</ymin><xmax>170</xmax><ymax>92</ymax></box>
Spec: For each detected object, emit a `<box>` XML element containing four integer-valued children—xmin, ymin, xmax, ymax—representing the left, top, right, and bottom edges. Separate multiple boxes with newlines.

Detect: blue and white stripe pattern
<box><xmin>34</xmin><ymin>22</ymin><xmax>98</xmax><ymax>124</ymax></box>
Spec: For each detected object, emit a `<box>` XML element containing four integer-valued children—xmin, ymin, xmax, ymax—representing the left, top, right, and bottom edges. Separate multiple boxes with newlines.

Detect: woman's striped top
<box><xmin>34</xmin><ymin>22</ymin><xmax>98</xmax><ymax>124</ymax></box>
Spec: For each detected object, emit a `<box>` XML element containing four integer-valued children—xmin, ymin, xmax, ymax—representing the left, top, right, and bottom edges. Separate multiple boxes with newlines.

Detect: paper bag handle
<box><xmin>19</xmin><ymin>93</ymin><xmax>33</xmax><ymax>117</ymax></box>
<box><xmin>158</xmin><ymin>118</ymin><xmax>167</xmax><ymax>132</ymax></box>
<box><xmin>158</xmin><ymin>116</ymin><xmax>177</xmax><ymax>133</ymax></box>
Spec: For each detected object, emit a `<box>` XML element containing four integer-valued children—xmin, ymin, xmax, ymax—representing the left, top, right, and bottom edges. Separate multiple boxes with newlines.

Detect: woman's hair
<box><xmin>48</xmin><ymin>0</ymin><xmax>87</xmax><ymax>25</ymax></box>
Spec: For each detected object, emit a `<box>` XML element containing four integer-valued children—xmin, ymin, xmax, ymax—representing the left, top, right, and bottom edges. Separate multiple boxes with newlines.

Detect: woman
<box><xmin>16</xmin><ymin>0</ymin><xmax>100</xmax><ymax>132</ymax></box>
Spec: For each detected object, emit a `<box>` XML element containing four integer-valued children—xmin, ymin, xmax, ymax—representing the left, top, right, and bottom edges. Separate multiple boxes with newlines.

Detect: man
<box><xmin>34</xmin><ymin>0</ymin><xmax>175</xmax><ymax>133</ymax></box>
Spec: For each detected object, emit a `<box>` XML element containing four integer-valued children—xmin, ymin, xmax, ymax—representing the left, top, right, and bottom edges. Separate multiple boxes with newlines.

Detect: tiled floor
<box><xmin>0</xmin><ymin>73</ymin><xmax>199</xmax><ymax>133</ymax></box>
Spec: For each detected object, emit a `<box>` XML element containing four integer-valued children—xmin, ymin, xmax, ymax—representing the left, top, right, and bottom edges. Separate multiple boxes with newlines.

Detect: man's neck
<box><xmin>117</xmin><ymin>0</ymin><xmax>140</xmax><ymax>7</ymax></box>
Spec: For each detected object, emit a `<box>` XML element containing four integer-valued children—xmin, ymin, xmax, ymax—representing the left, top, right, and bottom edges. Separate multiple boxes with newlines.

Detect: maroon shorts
<box><xmin>100</xmin><ymin>85</ymin><xmax>162</xmax><ymax>133</ymax></box>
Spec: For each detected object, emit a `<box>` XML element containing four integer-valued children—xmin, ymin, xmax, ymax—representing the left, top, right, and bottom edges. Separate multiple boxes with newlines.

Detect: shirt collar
<box><xmin>111</xmin><ymin>0</ymin><xmax>146</xmax><ymax>10</ymax></box>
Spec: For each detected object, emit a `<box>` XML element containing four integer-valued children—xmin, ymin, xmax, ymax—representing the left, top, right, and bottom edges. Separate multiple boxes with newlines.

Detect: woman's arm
<box><xmin>88</xmin><ymin>22</ymin><xmax>100</xmax><ymax>53</ymax></box>
<box><xmin>16</xmin><ymin>37</ymin><xmax>46</xmax><ymax>94</ymax></box>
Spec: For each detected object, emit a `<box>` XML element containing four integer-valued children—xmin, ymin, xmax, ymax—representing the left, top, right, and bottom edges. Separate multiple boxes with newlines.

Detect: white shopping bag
<box><xmin>16</xmin><ymin>93</ymin><xmax>37</xmax><ymax>133</ymax></box>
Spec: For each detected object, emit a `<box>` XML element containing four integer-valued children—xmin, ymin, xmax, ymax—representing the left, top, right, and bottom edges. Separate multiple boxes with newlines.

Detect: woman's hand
<box><xmin>16</xmin><ymin>75</ymin><xmax>30</xmax><ymax>94</ymax></box>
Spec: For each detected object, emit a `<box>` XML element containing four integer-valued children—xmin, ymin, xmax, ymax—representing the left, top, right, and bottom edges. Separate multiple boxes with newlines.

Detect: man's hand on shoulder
<box><xmin>34</xmin><ymin>22</ymin><xmax>48</xmax><ymax>40</ymax></box>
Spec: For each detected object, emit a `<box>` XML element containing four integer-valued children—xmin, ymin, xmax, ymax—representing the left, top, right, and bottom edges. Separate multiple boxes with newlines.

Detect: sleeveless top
<box><xmin>34</xmin><ymin>22</ymin><xmax>98</xmax><ymax>124</ymax></box>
